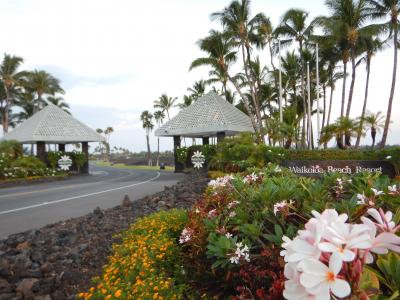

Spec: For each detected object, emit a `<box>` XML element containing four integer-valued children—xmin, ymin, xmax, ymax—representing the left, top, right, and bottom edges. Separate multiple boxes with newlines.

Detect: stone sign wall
<box><xmin>281</xmin><ymin>160</ymin><xmax>396</xmax><ymax>178</ymax></box>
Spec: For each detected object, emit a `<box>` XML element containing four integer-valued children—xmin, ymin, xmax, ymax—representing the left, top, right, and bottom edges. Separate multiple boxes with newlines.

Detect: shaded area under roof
<box><xmin>155</xmin><ymin>91</ymin><xmax>254</xmax><ymax>138</ymax></box>
<box><xmin>2</xmin><ymin>104</ymin><xmax>105</xmax><ymax>144</ymax></box>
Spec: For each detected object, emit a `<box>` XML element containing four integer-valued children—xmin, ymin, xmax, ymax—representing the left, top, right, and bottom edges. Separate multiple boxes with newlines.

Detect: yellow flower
<box><xmin>115</xmin><ymin>290</ymin><xmax>122</xmax><ymax>298</ymax></box>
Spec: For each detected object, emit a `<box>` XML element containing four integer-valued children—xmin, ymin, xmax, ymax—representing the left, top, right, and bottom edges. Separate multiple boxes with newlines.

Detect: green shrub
<box><xmin>0</xmin><ymin>140</ymin><xmax>23</xmax><ymax>159</ymax></box>
<box><xmin>11</xmin><ymin>156</ymin><xmax>46</xmax><ymax>172</ymax></box>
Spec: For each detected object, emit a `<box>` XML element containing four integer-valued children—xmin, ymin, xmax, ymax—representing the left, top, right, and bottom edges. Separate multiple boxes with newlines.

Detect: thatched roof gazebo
<box><xmin>155</xmin><ymin>91</ymin><xmax>254</xmax><ymax>172</ymax></box>
<box><xmin>2</xmin><ymin>104</ymin><xmax>105</xmax><ymax>173</ymax></box>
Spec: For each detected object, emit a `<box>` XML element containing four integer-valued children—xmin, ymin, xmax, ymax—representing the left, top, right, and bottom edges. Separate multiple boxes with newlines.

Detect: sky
<box><xmin>1</xmin><ymin>0</ymin><xmax>398</xmax><ymax>151</ymax></box>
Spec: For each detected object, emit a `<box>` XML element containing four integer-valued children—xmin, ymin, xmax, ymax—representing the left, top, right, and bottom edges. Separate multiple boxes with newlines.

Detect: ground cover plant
<box><xmin>80</xmin><ymin>210</ymin><xmax>191</xmax><ymax>300</ymax></box>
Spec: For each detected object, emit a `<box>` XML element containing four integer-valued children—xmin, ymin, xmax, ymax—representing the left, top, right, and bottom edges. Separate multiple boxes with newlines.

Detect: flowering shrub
<box><xmin>177</xmin><ymin>164</ymin><xmax>400</xmax><ymax>299</ymax></box>
<box><xmin>79</xmin><ymin>210</ymin><xmax>191</xmax><ymax>300</ymax></box>
<box><xmin>281</xmin><ymin>208</ymin><xmax>400</xmax><ymax>299</ymax></box>
<box><xmin>0</xmin><ymin>155</ymin><xmax>63</xmax><ymax>180</ymax></box>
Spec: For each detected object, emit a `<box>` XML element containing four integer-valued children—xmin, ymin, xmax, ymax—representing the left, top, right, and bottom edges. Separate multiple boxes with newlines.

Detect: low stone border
<box><xmin>0</xmin><ymin>173</ymin><xmax>208</xmax><ymax>300</ymax></box>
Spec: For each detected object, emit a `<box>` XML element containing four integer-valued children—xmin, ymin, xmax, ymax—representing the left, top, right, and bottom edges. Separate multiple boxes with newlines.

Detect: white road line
<box><xmin>0</xmin><ymin>172</ymin><xmax>161</xmax><ymax>216</ymax></box>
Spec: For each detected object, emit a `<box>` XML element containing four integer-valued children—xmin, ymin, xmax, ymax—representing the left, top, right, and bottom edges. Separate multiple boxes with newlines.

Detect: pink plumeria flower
<box><xmin>371</xmin><ymin>188</ymin><xmax>384</xmax><ymax>196</ymax></box>
<box><xmin>367</xmin><ymin>208</ymin><xmax>397</xmax><ymax>232</ymax></box>
<box><xmin>283</xmin><ymin>263</ymin><xmax>314</xmax><ymax>300</ymax></box>
<box><xmin>299</xmin><ymin>254</ymin><xmax>351</xmax><ymax>299</ymax></box>
<box><xmin>207</xmin><ymin>209</ymin><xmax>218</xmax><ymax>218</ymax></box>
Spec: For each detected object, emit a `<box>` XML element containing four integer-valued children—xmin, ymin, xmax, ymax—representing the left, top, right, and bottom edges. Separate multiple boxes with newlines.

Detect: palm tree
<box><xmin>367</xmin><ymin>0</ymin><xmax>399</xmax><ymax>148</ymax></box>
<box><xmin>140</xmin><ymin>111</ymin><xmax>154</xmax><ymax>166</ymax></box>
<box><xmin>176</xmin><ymin>95</ymin><xmax>193</xmax><ymax>109</ymax></box>
<box><xmin>211</xmin><ymin>0</ymin><xmax>265</xmax><ymax>132</ymax></box>
<box><xmin>275</xmin><ymin>8</ymin><xmax>314</xmax><ymax>147</ymax></box>
<box><xmin>153</xmin><ymin>110</ymin><xmax>165</xmax><ymax>166</ymax></box>
<box><xmin>153</xmin><ymin>94</ymin><xmax>177</xmax><ymax>120</ymax></box>
<box><xmin>27</xmin><ymin>70</ymin><xmax>64</xmax><ymax>112</ymax></box>
<box><xmin>13</xmin><ymin>91</ymin><xmax>35</xmax><ymax>123</ymax></box>
<box><xmin>190</xmin><ymin>30</ymin><xmax>237</xmax><ymax>101</ymax></box>
<box><xmin>187</xmin><ymin>80</ymin><xmax>206</xmax><ymax>100</ymax></box>
<box><xmin>355</xmin><ymin>36</ymin><xmax>384</xmax><ymax>147</ymax></box>
<box><xmin>320</xmin><ymin>116</ymin><xmax>358</xmax><ymax>149</ymax></box>
<box><xmin>253</xmin><ymin>14</ymin><xmax>276</xmax><ymax>71</ymax></box>
<box><xmin>47</xmin><ymin>96</ymin><xmax>70</xmax><ymax>114</ymax></box>
<box><xmin>361</xmin><ymin>111</ymin><xmax>386</xmax><ymax>148</ymax></box>
<box><xmin>0</xmin><ymin>54</ymin><xmax>25</xmax><ymax>133</ymax></box>
<box><xmin>325</xmin><ymin>0</ymin><xmax>377</xmax><ymax>119</ymax></box>
<box><xmin>96</xmin><ymin>128</ymin><xmax>105</xmax><ymax>160</ymax></box>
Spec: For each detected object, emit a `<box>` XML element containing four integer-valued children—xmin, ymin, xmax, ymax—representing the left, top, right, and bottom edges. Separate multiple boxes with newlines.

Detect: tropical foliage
<box><xmin>152</xmin><ymin>0</ymin><xmax>399</xmax><ymax>149</ymax></box>
<box><xmin>0</xmin><ymin>54</ymin><xmax>68</xmax><ymax>134</ymax></box>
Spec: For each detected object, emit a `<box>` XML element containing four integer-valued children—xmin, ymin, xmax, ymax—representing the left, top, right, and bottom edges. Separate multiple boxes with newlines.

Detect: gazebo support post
<box><xmin>58</xmin><ymin>144</ymin><xmax>66</xmax><ymax>152</ymax></box>
<box><xmin>217</xmin><ymin>132</ymin><xmax>226</xmax><ymax>144</ymax></box>
<box><xmin>173</xmin><ymin>136</ymin><xmax>184</xmax><ymax>173</ymax></box>
<box><xmin>36</xmin><ymin>141</ymin><xmax>46</xmax><ymax>163</ymax></box>
<box><xmin>81</xmin><ymin>142</ymin><xmax>89</xmax><ymax>174</ymax></box>
<box><xmin>202</xmin><ymin>137</ymin><xmax>209</xmax><ymax>145</ymax></box>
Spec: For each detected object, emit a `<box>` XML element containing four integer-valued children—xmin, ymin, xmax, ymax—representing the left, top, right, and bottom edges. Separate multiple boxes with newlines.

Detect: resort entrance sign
<box><xmin>281</xmin><ymin>160</ymin><xmax>396</xmax><ymax>178</ymax></box>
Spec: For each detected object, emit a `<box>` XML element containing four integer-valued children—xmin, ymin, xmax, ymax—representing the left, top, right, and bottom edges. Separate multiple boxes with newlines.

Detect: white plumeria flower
<box><xmin>386</xmin><ymin>155</ymin><xmax>392</xmax><ymax>159</ymax></box>
<box><xmin>388</xmin><ymin>185</ymin><xmax>397</xmax><ymax>192</ymax></box>
<box><xmin>319</xmin><ymin>223</ymin><xmax>371</xmax><ymax>262</ymax></box>
<box><xmin>299</xmin><ymin>254</ymin><xmax>351</xmax><ymax>299</ymax></box>
<box><xmin>273</xmin><ymin>200</ymin><xmax>294</xmax><ymax>215</ymax></box>
<box><xmin>225</xmin><ymin>232</ymin><xmax>233</xmax><ymax>239</ymax></box>
<box><xmin>283</xmin><ymin>263</ymin><xmax>313</xmax><ymax>300</ymax></box>
<box><xmin>229</xmin><ymin>256</ymin><xmax>240</xmax><ymax>264</ymax></box>
<box><xmin>284</xmin><ymin>236</ymin><xmax>321</xmax><ymax>263</ymax></box>
<box><xmin>274</xmin><ymin>166</ymin><xmax>282</xmax><ymax>173</ymax></box>
<box><xmin>356</xmin><ymin>193</ymin><xmax>367</xmax><ymax>205</ymax></box>
<box><xmin>179</xmin><ymin>227</ymin><xmax>193</xmax><ymax>244</ymax></box>
<box><xmin>229</xmin><ymin>211</ymin><xmax>237</xmax><ymax>218</ymax></box>
<box><xmin>227</xmin><ymin>200</ymin><xmax>240</xmax><ymax>209</ymax></box>
<box><xmin>371</xmin><ymin>188</ymin><xmax>384</xmax><ymax>196</ymax></box>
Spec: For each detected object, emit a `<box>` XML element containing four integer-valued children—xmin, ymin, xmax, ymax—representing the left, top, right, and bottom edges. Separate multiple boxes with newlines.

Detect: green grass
<box><xmin>94</xmin><ymin>161</ymin><xmax>174</xmax><ymax>172</ymax></box>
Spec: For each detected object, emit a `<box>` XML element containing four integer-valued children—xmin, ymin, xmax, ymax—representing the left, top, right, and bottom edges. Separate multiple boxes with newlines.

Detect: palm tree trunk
<box><xmin>299</xmin><ymin>41</ymin><xmax>307</xmax><ymax>148</ymax></box>
<box><xmin>156</xmin><ymin>136</ymin><xmax>160</xmax><ymax>166</ymax></box>
<box><xmin>269</xmin><ymin>42</ymin><xmax>276</xmax><ymax>71</ymax></box>
<box><xmin>346</xmin><ymin>55</ymin><xmax>357</xmax><ymax>117</ymax></box>
<box><xmin>228</xmin><ymin>74</ymin><xmax>260</xmax><ymax>140</ymax></box>
<box><xmin>355</xmin><ymin>57</ymin><xmax>371</xmax><ymax>148</ymax></box>
<box><xmin>371</xmin><ymin>127</ymin><xmax>376</xmax><ymax>148</ymax></box>
<box><xmin>3</xmin><ymin>89</ymin><xmax>10</xmax><ymax>133</ymax></box>
<box><xmin>146</xmin><ymin>133</ymin><xmax>151</xmax><ymax>166</ymax></box>
<box><xmin>380</xmin><ymin>27</ymin><xmax>397</xmax><ymax>148</ymax></box>
<box><xmin>341</xmin><ymin>61</ymin><xmax>347</xmax><ymax>118</ymax></box>
<box><xmin>166</xmin><ymin>110</ymin><xmax>170</xmax><ymax>120</ymax></box>
<box><xmin>242</xmin><ymin>44</ymin><xmax>263</xmax><ymax>132</ymax></box>
<box><xmin>322</xmin><ymin>85</ymin><xmax>327</xmax><ymax>131</ymax></box>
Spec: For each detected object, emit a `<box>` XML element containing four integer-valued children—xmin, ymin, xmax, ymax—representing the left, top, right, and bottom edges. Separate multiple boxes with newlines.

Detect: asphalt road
<box><xmin>0</xmin><ymin>164</ymin><xmax>185</xmax><ymax>238</ymax></box>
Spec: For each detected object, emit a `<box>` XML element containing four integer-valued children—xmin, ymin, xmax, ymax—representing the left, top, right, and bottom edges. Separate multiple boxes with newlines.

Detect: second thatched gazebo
<box><xmin>155</xmin><ymin>91</ymin><xmax>254</xmax><ymax>172</ymax></box>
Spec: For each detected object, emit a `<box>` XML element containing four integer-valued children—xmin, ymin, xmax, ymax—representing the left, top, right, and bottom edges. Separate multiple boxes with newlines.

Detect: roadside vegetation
<box><xmin>0</xmin><ymin>140</ymin><xmax>86</xmax><ymax>182</ymax></box>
